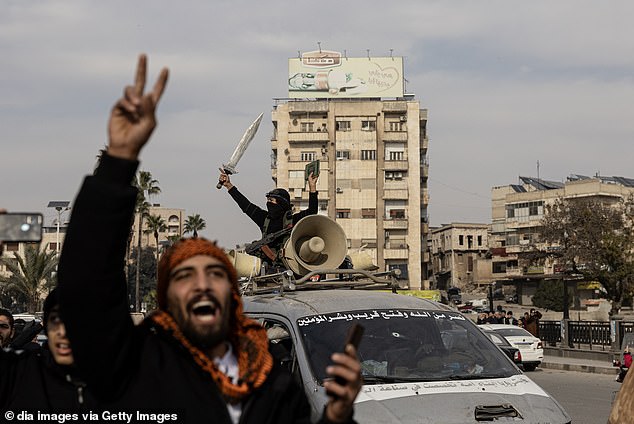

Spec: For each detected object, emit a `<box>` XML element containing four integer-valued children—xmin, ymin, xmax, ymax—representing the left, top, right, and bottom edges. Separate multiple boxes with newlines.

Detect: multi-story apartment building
<box><xmin>271</xmin><ymin>51</ymin><xmax>429</xmax><ymax>288</ymax></box>
<box><xmin>490</xmin><ymin>175</ymin><xmax>634</xmax><ymax>303</ymax></box>
<box><xmin>129</xmin><ymin>205</ymin><xmax>186</xmax><ymax>250</ymax></box>
<box><xmin>429</xmin><ymin>223</ymin><xmax>491</xmax><ymax>290</ymax></box>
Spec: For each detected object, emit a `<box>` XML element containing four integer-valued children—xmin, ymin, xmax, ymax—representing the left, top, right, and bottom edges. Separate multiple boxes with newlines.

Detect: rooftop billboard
<box><xmin>288</xmin><ymin>51</ymin><xmax>404</xmax><ymax>99</ymax></box>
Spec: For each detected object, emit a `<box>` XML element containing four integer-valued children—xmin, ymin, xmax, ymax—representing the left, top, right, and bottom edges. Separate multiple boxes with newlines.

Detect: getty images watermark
<box><xmin>2</xmin><ymin>410</ymin><xmax>183</xmax><ymax>423</ymax></box>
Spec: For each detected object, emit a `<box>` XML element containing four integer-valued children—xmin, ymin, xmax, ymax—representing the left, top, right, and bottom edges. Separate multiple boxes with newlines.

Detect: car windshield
<box><xmin>298</xmin><ymin>309</ymin><xmax>518</xmax><ymax>384</ymax></box>
<box><xmin>494</xmin><ymin>328</ymin><xmax>534</xmax><ymax>338</ymax></box>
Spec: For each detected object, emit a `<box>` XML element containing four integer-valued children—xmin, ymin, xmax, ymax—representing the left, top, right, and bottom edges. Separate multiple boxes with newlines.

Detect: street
<box><xmin>528</xmin><ymin>368</ymin><xmax>620</xmax><ymax>424</ymax></box>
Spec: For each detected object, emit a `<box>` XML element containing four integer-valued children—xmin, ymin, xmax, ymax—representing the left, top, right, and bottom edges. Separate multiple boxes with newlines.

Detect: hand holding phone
<box><xmin>334</xmin><ymin>323</ymin><xmax>364</xmax><ymax>386</ymax></box>
<box><xmin>0</xmin><ymin>213</ymin><xmax>43</xmax><ymax>242</ymax></box>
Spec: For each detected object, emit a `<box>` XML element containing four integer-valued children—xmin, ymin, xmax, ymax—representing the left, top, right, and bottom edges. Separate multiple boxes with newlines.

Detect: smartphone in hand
<box><xmin>334</xmin><ymin>323</ymin><xmax>364</xmax><ymax>386</ymax></box>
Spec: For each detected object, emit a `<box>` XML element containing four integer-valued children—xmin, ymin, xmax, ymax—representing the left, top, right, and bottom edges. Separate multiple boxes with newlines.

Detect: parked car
<box><xmin>483</xmin><ymin>329</ymin><xmax>522</xmax><ymax>365</ymax></box>
<box><xmin>506</xmin><ymin>293</ymin><xmax>519</xmax><ymax>304</ymax></box>
<box><xmin>243</xmin><ymin>289</ymin><xmax>570</xmax><ymax>423</ymax></box>
<box><xmin>479</xmin><ymin>324</ymin><xmax>544</xmax><ymax>371</ymax></box>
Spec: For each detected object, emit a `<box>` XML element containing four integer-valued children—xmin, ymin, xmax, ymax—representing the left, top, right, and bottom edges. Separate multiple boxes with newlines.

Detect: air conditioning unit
<box><xmin>399</xmin><ymin>115</ymin><xmax>407</xmax><ymax>122</ymax></box>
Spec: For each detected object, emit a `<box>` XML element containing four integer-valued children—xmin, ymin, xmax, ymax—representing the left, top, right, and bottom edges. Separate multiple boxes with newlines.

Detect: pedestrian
<box><xmin>505</xmin><ymin>311</ymin><xmax>518</xmax><ymax>326</ymax></box>
<box><xmin>218</xmin><ymin>167</ymin><xmax>318</xmax><ymax>272</ymax></box>
<box><xmin>58</xmin><ymin>54</ymin><xmax>361</xmax><ymax>424</ymax></box>
<box><xmin>525</xmin><ymin>308</ymin><xmax>543</xmax><ymax>337</ymax></box>
<box><xmin>616</xmin><ymin>346</ymin><xmax>632</xmax><ymax>383</ymax></box>
<box><xmin>0</xmin><ymin>309</ymin><xmax>14</xmax><ymax>349</ymax></box>
<box><xmin>0</xmin><ymin>288</ymin><xmax>97</xmax><ymax>411</ymax></box>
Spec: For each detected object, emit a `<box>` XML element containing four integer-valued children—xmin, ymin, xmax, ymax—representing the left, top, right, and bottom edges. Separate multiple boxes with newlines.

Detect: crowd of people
<box><xmin>476</xmin><ymin>308</ymin><xmax>543</xmax><ymax>337</ymax></box>
<box><xmin>0</xmin><ymin>54</ymin><xmax>362</xmax><ymax>423</ymax></box>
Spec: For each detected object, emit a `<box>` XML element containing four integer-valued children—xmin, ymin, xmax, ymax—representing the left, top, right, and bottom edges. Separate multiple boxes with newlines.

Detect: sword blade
<box><xmin>223</xmin><ymin>112</ymin><xmax>264</xmax><ymax>173</ymax></box>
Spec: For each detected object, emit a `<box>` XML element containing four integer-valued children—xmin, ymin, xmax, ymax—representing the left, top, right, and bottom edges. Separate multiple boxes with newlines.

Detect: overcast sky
<box><xmin>2</xmin><ymin>1</ymin><xmax>633</xmax><ymax>247</ymax></box>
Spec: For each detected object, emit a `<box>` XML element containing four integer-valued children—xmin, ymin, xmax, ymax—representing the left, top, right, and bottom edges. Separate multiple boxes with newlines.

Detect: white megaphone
<box><xmin>281</xmin><ymin>215</ymin><xmax>348</xmax><ymax>276</ymax></box>
<box><xmin>226</xmin><ymin>249</ymin><xmax>261</xmax><ymax>278</ymax></box>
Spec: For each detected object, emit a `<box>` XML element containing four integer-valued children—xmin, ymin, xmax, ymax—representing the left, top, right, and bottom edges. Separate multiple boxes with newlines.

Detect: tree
<box><xmin>532</xmin><ymin>279</ymin><xmax>573</xmax><ymax>312</ymax></box>
<box><xmin>0</xmin><ymin>245</ymin><xmax>58</xmax><ymax>313</ymax></box>
<box><xmin>134</xmin><ymin>170</ymin><xmax>161</xmax><ymax>312</ymax></box>
<box><xmin>537</xmin><ymin>196</ymin><xmax>634</xmax><ymax>316</ymax></box>
<box><xmin>184</xmin><ymin>214</ymin><xmax>206</xmax><ymax>238</ymax></box>
<box><xmin>126</xmin><ymin>247</ymin><xmax>157</xmax><ymax>313</ymax></box>
<box><xmin>145</xmin><ymin>214</ymin><xmax>167</xmax><ymax>281</ymax></box>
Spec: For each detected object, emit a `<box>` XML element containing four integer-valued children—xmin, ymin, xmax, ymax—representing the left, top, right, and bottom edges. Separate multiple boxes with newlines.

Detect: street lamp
<box><xmin>47</xmin><ymin>201</ymin><xmax>70</xmax><ymax>254</ymax></box>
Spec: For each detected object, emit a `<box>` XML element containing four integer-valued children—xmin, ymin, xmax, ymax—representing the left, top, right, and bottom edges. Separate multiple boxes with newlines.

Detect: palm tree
<box><xmin>145</xmin><ymin>214</ymin><xmax>167</xmax><ymax>282</ymax></box>
<box><xmin>0</xmin><ymin>245</ymin><xmax>57</xmax><ymax>313</ymax></box>
<box><xmin>134</xmin><ymin>170</ymin><xmax>161</xmax><ymax>312</ymax></box>
<box><xmin>184</xmin><ymin>214</ymin><xmax>207</xmax><ymax>238</ymax></box>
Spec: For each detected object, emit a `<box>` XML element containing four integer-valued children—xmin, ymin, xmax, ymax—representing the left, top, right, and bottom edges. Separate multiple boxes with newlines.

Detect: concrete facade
<box><xmin>129</xmin><ymin>205</ymin><xmax>186</xmax><ymax>250</ymax></box>
<box><xmin>429</xmin><ymin>223</ymin><xmax>492</xmax><ymax>290</ymax></box>
<box><xmin>490</xmin><ymin>175</ymin><xmax>634</xmax><ymax>304</ymax></box>
<box><xmin>271</xmin><ymin>98</ymin><xmax>429</xmax><ymax>289</ymax></box>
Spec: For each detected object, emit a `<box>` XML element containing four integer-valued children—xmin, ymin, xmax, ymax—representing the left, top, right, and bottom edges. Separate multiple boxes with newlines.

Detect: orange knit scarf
<box><xmin>148</xmin><ymin>310</ymin><xmax>273</xmax><ymax>404</ymax></box>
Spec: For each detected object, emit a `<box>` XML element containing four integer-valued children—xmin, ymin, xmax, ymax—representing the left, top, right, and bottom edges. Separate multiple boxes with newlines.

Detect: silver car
<box><xmin>243</xmin><ymin>289</ymin><xmax>570</xmax><ymax>423</ymax></box>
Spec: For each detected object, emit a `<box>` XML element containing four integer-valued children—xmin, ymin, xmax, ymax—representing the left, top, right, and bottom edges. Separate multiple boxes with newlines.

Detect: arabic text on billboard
<box><xmin>288</xmin><ymin>51</ymin><xmax>404</xmax><ymax>99</ymax></box>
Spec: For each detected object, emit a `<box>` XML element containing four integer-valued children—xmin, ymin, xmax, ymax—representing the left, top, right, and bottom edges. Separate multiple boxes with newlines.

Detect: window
<box><xmin>336</xmin><ymin>209</ymin><xmax>350</xmax><ymax>219</ymax></box>
<box><xmin>468</xmin><ymin>256</ymin><xmax>474</xmax><ymax>272</ymax></box>
<box><xmin>388</xmin><ymin>121</ymin><xmax>404</xmax><ymax>132</ymax></box>
<box><xmin>336</xmin><ymin>121</ymin><xmax>351</xmax><ymax>131</ymax></box>
<box><xmin>459</xmin><ymin>235</ymin><xmax>464</xmax><ymax>246</ymax></box>
<box><xmin>4</xmin><ymin>242</ymin><xmax>18</xmax><ymax>252</ymax></box>
<box><xmin>361</xmin><ymin>120</ymin><xmax>376</xmax><ymax>131</ymax></box>
<box><xmin>493</xmin><ymin>262</ymin><xmax>507</xmax><ymax>274</ymax></box>
<box><xmin>385</xmin><ymin>171</ymin><xmax>405</xmax><ymax>181</ymax></box>
<box><xmin>289</xmin><ymin>170</ymin><xmax>304</xmax><ymax>179</ymax></box>
<box><xmin>300</xmin><ymin>122</ymin><xmax>314</xmax><ymax>132</ymax></box>
<box><xmin>361</xmin><ymin>150</ymin><xmax>376</xmax><ymax>160</ymax></box>
<box><xmin>389</xmin><ymin>209</ymin><xmax>405</xmax><ymax>219</ymax></box>
<box><xmin>319</xmin><ymin>201</ymin><xmax>328</xmax><ymax>211</ymax></box>
<box><xmin>361</xmin><ymin>208</ymin><xmax>376</xmax><ymax>219</ymax></box>
<box><xmin>389</xmin><ymin>151</ymin><xmax>404</xmax><ymax>161</ymax></box>
<box><xmin>336</xmin><ymin>150</ymin><xmax>350</xmax><ymax>160</ymax></box>
<box><xmin>168</xmin><ymin>215</ymin><xmax>179</xmax><ymax>223</ymax></box>
<box><xmin>301</xmin><ymin>152</ymin><xmax>316</xmax><ymax>161</ymax></box>
<box><xmin>48</xmin><ymin>242</ymin><xmax>58</xmax><ymax>251</ymax></box>
<box><xmin>478</xmin><ymin>235</ymin><xmax>483</xmax><ymax>246</ymax></box>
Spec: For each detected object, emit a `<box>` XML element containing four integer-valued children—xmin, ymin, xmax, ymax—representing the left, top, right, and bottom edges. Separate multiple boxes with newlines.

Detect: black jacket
<box><xmin>58</xmin><ymin>154</ymin><xmax>343</xmax><ymax>424</ymax></box>
<box><xmin>0</xmin><ymin>348</ymin><xmax>96</xmax><ymax>412</ymax></box>
<box><xmin>228</xmin><ymin>186</ymin><xmax>318</xmax><ymax>235</ymax></box>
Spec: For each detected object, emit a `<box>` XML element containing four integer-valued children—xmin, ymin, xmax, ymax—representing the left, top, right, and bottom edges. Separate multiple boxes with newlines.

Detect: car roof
<box><xmin>242</xmin><ymin>290</ymin><xmax>452</xmax><ymax>320</ymax></box>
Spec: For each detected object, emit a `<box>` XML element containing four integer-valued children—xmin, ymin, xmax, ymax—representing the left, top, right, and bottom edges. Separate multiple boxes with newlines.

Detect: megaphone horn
<box><xmin>282</xmin><ymin>214</ymin><xmax>347</xmax><ymax>276</ymax></box>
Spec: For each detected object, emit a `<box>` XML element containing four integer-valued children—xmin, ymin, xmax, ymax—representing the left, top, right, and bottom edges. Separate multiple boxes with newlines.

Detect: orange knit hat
<box><xmin>157</xmin><ymin>238</ymin><xmax>238</xmax><ymax>311</ymax></box>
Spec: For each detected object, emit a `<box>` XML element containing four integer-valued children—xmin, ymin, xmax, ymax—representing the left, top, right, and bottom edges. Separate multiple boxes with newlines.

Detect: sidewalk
<box><xmin>541</xmin><ymin>353</ymin><xmax>617</xmax><ymax>375</ymax></box>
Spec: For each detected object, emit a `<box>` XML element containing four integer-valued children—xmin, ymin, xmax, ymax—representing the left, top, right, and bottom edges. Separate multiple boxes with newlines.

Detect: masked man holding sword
<box><xmin>218</xmin><ymin>157</ymin><xmax>319</xmax><ymax>271</ymax></box>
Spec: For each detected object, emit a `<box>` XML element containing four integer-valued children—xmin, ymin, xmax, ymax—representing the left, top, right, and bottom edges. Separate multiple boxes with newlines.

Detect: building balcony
<box><xmin>382</xmin><ymin>101</ymin><xmax>408</xmax><ymax>113</ymax></box>
<box><xmin>384</xmin><ymin>247</ymin><xmax>409</xmax><ymax>259</ymax></box>
<box><xmin>384</xmin><ymin>160</ymin><xmax>409</xmax><ymax>171</ymax></box>
<box><xmin>506</xmin><ymin>268</ymin><xmax>522</xmax><ymax>277</ymax></box>
<box><xmin>383</xmin><ymin>189</ymin><xmax>408</xmax><ymax>200</ymax></box>
<box><xmin>421</xmin><ymin>136</ymin><xmax>428</xmax><ymax>151</ymax></box>
<box><xmin>288</xmin><ymin>101</ymin><xmax>329</xmax><ymax>113</ymax></box>
<box><xmin>288</xmin><ymin>131</ymin><xmax>329</xmax><ymax>143</ymax></box>
<box><xmin>383</xmin><ymin>219</ymin><xmax>408</xmax><ymax>229</ymax></box>
<box><xmin>421</xmin><ymin>163</ymin><xmax>429</xmax><ymax>178</ymax></box>
<box><xmin>423</xmin><ymin>251</ymin><xmax>430</xmax><ymax>262</ymax></box>
<box><xmin>382</xmin><ymin>132</ymin><xmax>409</xmax><ymax>142</ymax></box>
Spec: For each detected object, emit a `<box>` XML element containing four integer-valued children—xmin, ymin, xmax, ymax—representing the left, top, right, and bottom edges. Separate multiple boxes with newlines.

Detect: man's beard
<box><xmin>170</xmin><ymin>293</ymin><xmax>232</xmax><ymax>350</ymax></box>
